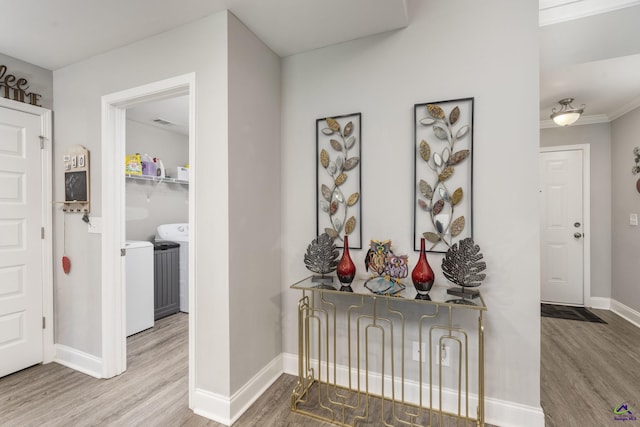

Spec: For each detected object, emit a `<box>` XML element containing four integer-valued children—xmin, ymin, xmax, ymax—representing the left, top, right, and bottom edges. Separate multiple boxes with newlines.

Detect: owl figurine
<box><xmin>384</xmin><ymin>254</ymin><xmax>409</xmax><ymax>282</ymax></box>
<box><xmin>365</xmin><ymin>240</ymin><xmax>391</xmax><ymax>276</ymax></box>
<box><xmin>365</xmin><ymin>240</ymin><xmax>408</xmax><ymax>284</ymax></box>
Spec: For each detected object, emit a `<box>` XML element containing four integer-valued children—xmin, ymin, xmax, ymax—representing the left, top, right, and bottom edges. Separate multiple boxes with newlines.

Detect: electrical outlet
<box><xmin>630</xmin><ymin>213</ymin><xmax>638</xmax><ymax>226</ymax></box>
<box><xmin>435</xmin><ymin>344</ymin><xmax>451</xmax><ymax>367</ymax></box>
<box><xmin>412</xmin><ymin>341</ymin><xmax>425</xmax><ymax>362</ymax></box>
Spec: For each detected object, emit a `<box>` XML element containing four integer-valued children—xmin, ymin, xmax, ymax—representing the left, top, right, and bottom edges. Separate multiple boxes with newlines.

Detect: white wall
<box><xmin>612</xmin><ymin>106</ymin><xmax>640</xmax><ymax>313</ymax></box>
<box><xmin>227</xmin><ymin>13</ymin><xmax>282</xmax><ymax>393</ymax></box>
<box><xmin>125</xmin><ymin>120</ymin><xmax>189</xmax><ymax>241</ymax></box>
<box><xmin>53</xmin><ymin>11</ymin><xmax>232</xmax><ymax>397</ymax></box>
<box><xmin>281</xmin><ymin>0</ymin><xmax>542</xmax><ymax>423</ymax></box>
<box><xmin>540</xmin><ymin>123</ymin><xmax>612</xmax><ymax>299</ymax></box>
<box><xmin>53</xmin><ymin>11</ymin><xmax>283</xmax><ymax>419</ymax></box>
<box><xmin>0</xmin><ymin>52</ymin><xmax>53</xmax><ymax>109</ymax></box>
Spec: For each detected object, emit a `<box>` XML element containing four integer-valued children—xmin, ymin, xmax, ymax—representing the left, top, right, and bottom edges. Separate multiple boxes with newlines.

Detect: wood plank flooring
<box><xmin>1</xmin><ymin>309</ymin><xmax>638</xmax><ymax>426</ymax></box>
<box><xmin>541</xmin><ymin>308</ymin><xmax>640</xmax><ymax>427</ymax></box>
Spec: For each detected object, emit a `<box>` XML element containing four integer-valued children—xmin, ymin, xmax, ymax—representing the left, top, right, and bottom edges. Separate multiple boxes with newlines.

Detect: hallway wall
<box><xmin>281</xmin><ymin>0</ymin><xmax>542</xmax><ymax>424</ymax></box>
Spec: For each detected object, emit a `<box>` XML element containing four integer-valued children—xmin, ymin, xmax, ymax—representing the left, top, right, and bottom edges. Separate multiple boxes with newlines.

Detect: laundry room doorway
<box><xmin>100</xmin><ymin>74</ymin><xmax>196</xmax><ymax>397</ymax></box>
<box><xmin>125</xmin><ymin>95</ymin><xmax>191</xmax><ymax>331</ymax></box>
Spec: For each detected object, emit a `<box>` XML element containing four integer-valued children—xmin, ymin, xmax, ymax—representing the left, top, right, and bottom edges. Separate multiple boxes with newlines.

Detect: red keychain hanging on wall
<box><xmin>62</xmin><ymin>255</ymin><xmax>71</xmax><ymax>274</ymax></box>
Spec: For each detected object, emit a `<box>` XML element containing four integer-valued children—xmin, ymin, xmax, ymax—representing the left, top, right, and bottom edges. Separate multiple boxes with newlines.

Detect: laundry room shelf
<box><xmin>125</xmin><ymin>174</ymin><xmax>189</xmax><ymax>185</ymax></box>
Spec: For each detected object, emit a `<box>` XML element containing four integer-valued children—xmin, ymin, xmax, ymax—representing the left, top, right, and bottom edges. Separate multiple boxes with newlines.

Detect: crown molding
<box><xmin>539</xmin><ymin>0</ymin><xmax>640</xmax><ymax>26</ymax></box>
<box><xmin>609</xmin><ymin>95</ymin><xmax>640</xmax><ymax>121</ymax></box>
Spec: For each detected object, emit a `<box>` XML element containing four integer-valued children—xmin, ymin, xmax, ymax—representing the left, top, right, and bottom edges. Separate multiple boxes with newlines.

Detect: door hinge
<box><xmin>39</xmin><ymin>136</ymin><xmax>45</xmax><ymax>149</ymax></box>
<box><xmin>41</xmin><ymin>227</ymin><xmax>45</xmax><ymax>239</ymax></box>
<box><xmin>121</xmin><ymin>248</ymin><xmax>126</xmax><ymax>256</ymax></box>
<box><xmin>42</xmin><ymin>317</ymin><xmax>46</xmax><ymax>329</ymax></box>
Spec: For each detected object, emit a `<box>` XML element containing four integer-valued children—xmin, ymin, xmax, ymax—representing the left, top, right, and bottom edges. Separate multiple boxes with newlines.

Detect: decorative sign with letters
<box><xmin>0</xmin><ymin>65</ymin><xmax>42</xmax><ymax>106</ymax></box>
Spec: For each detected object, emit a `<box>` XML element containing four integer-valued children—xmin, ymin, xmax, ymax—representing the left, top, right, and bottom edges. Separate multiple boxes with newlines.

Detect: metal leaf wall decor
<box><xmin>414</xmin><ymin>98</ymin><xmax>474</xmax><ymax>252</ymax></box>
<box><xmin>441</xmin><ymin>237</ymin><xmax>486</xmax><ymax>288</ymax></box>
<box><xmin>316</xmin><ymin>113</ymin><xmax>362</xmax><ymax>248</ymax></box>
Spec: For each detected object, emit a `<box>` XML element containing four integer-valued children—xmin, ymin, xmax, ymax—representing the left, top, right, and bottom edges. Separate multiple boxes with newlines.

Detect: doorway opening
<box><xmin>539</xmin><ymin>144</ymin><xmax>591</xmax><ymax>306</ymax></box>
<box><xmin>100</xmin><ymin>74</ymin><xmax>196</xmax><ymax>407</ymax></box>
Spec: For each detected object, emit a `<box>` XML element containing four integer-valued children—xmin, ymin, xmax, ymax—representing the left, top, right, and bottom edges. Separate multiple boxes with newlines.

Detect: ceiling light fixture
<box><xmin>550</xmin><ymin>98</ymin><xmax>585</xmax><ymax>126</ymax></box>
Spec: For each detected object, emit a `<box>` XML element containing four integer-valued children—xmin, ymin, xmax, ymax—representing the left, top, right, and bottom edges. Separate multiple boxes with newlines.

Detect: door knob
<box><xmin>574</xmin><ymin>232</ymin><xmax>583</xmax><ymax>238</ymax></box>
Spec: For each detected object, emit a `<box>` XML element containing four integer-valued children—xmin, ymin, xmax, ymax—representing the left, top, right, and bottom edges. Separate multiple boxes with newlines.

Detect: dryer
<box><xmin>156</xmin><ymin>223</ymin><xmax>189</xmax><ymax>313</ymax></box>
<box><xmin>125</xmin><ymin>240</ymin><xmax>154</xmax><ymax>336</ymax></box>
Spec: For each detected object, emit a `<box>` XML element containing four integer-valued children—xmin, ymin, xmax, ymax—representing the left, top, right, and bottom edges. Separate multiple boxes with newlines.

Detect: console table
<box><xmin>290</xmin><ymin>276</ymin><xmax>486</xmax><ymax>427</ymax></box>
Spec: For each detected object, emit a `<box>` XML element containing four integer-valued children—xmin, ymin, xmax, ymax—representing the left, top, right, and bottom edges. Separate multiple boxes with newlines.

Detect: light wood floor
<box><xmin>1</xmin><ymin>309</ymin><xmax>638</xmax><ymax>426</ymax></box>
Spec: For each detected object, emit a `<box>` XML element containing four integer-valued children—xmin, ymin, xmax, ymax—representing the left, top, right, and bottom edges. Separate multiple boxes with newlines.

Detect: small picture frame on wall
<box><xmin>413</xmin><ymin>98</ymin><xmax>474</xmax><ymax>252</ymax></box>
<box><xmin>316</xmin><ymin>112</ymin><xmax>362</xmax><ymax>249</ymax></box>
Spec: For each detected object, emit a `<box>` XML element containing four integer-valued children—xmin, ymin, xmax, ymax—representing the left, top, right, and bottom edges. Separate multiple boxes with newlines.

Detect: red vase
<box><xmin>412</xmin><ymin>238</ymin><xmax>434</xmax><ymax>299</ymax></box>
<box><xmin>337</xmin><ymin>235</ymin><xmax>356</xmax><ymax>291</ymax></box>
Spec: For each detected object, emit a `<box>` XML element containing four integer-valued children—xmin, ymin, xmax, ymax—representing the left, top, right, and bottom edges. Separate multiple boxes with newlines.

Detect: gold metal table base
<box><xmin>290</xmin><ymin>277</ymin><xmax>486</xmax><ymax>427</ymax></box>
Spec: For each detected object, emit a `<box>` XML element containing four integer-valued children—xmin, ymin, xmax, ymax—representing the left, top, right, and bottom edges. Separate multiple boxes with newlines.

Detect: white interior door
<box><xmin>540</xmin><ymin>149</ymin><xmax>584</xmax><ymax>305</ymax></box>
<box><xmin>0</xmin><ymin>106</ymin><xmax>44</xmax><ymax>377</ymax></box>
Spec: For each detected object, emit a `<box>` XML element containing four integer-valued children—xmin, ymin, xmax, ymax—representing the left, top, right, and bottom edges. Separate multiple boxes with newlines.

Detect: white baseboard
<box><xmin>192</xmin><ymin>354</ymin><xmax>283</xmax><ymax>426</ymax></box>
<box><xmin>611</xmin><ymin>299</ymin><xmax>640</xmax><ymax>329</ymax></box>
<box><xmin>192</xmin><ymin>388</ymin><xmax>232</xmax><ymax>426</ymax></box>
<box><xmin>282</xmin><ymin>352</ymin><xmax>544</xmax><ymax>427</ymax></box>
<box><xmin>589</xmin><ymin>297</ymin><xmax>611</xmax><ymax>310</ymax></box>
<box><xmin>53</xmin><ymin>344</ymin><xmax>103</xmax><ymax>378</ymax></box>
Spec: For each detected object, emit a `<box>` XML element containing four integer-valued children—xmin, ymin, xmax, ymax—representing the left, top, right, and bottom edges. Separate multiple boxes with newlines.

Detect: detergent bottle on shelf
<box><xmin>155</xmin><ymin>158</ymin><xmax>166</xmax><ymax>178</ymax></box>
<box><xmin>141</xmin><ymin>153</ymin><xmax>156</xmax><ymax>176</ymax></box>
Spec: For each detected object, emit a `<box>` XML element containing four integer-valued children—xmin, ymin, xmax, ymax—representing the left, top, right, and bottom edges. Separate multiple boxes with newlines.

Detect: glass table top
<box><xmin>291</xmin><ymin>275</ymin><xmax>486</xmax><ymax>311</ymax></box>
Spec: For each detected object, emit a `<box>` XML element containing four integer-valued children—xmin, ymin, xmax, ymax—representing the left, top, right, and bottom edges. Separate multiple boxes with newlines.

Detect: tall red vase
<box><xmin>337</xmin><ymin>235</ymin><xmax>356</xmax><ymax>291</ymax></box>
<box><xmin>412</xmin><ymin>238</ymin><xmax>434</xmax><ymax>299</ymax></box>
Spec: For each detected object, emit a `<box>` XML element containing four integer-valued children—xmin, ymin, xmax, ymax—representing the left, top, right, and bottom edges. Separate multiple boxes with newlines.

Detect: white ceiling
<box><xmin>127</xmin><ymin>96</ymin><xmax>190</xmax><ymax>136</ymax></box>
<box><xmin>0</xmin><ymin>0</ymin><xmax>408</xmax><ymax>70</ymax></box>
<box><xmin>1</xmin><ymin>0</ymin><xmax>638</xmax><ymax>129</ymax></box>
<box><xmin>539</xmin><ymin>0</ymin><xmax>640</xmax><ymax>127</ymax></box>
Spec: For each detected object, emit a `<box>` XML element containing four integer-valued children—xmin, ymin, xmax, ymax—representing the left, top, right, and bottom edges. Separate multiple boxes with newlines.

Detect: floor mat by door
<box><xmin>541</xmin><ymin>303</ymin><xmax>607</xmax><ymax>323</ymax></box>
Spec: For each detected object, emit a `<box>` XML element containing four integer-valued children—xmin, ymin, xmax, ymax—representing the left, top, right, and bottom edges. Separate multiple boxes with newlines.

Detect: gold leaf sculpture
<box><xmin>427</xmin><ymin>104</ymin><xmax>445</xmax><ymax>119</ymax></box>
<box><xmin>326</xmin><ymin>117</ymin><xmax>340</xmax><ymax>131</ymax></box>
<box><xmin>438</xmin><ymin>166</ymin><xmax>454</xmax><ymax>182</ymax></box>
<box><xmin>451</xmin><ymin>216</ymin><xmax>465</xmax><ymax>237</ymax></box>
<box><xmin>419</xmin><ymin>179</ymin><xmax>433</xmax><ymax>198</ymax></box>
<box><xmin>433</xmin><ymin>126</ymin><xmax>448</xmax><ymax>141</ymax></box>
<box><xmin>416</xmin><ymin>100</ymin><xmax>472</xmax><ymax>251</ymax></box>
<box><xmin>448</xmin><ymin>149</ymin><xmax>469</xmax><ymax>166</ymax></box>
<box><xmin>433</xmin><ymin>199</ymin><xmax>444</xmax><ymax>215</ymax></box>
<box><xmin>449</xmin><ymin>106</ymin><xmax>460</xmax><ymax>125</ymax></box>
<box><xmin>330</xmin><ymin>201</ymin><xmax>338</xmax><ymax>215</ymax></box>
<box><xmin>335</xmin><ymin>173</ymin><xmax>347</xmax><ymax>186</ymax></box>
<box><xmin>344</xmin><ymin>216</ymin><xmax>356</xmax><ymax>235</ymax></box>
<box><xmin>343</xmin><ymin>157</ymin><xmax>360</xmax><ymax>171</ymax></box>
<box><xmin>419</xmin><ymin>140</ymin><xmax>431</xmax><ymax>162</ymax></box>
<box><xmin>424</xmin><ymin>232</ymin><xmax>441</xmax><ymax>243</ymax></box>
<box><xmin>451</xmin><ymin>187</ymin><xmax>463</xmax><ymax>205</ymax></box>
<box><xmin>318</xmin><ymin>114</ymin><xmax>360</xmax><ymax>246</ymax></box>
<box><xmin>324</xmin><ymin>227</ymin><xmax>338</xmax><ymax>239</ymax></box>
<box><xmin>320</xmin><ymin>149</ymin><xmax>329</xmax><ymax>168</ymax></box>
<box><xmin>343</xmin><ymin>121</ymin><xmax>353</xmax><ymax>137</ymax></box>
<box><xmin>321</xmin><ymin>184</ymin><xmax>332</xmax><ymax>201</ymax></box>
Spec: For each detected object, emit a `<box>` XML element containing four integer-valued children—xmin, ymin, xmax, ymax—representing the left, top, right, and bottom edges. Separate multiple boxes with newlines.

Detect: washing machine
<box><xmin>125</xmin><ymin>240</ymin><xmax>154</xmax><ymax>336</ymax></box>
<box><xmin>156</xmin><ymin>223</ymin><xmax>189</xmax><ymax>312</ymax></box>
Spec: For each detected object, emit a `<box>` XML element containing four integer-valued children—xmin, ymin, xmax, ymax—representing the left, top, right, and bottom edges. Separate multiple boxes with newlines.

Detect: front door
<box><xmin>0</xmin><ymin>106</ymin><xmax>44</xmax><ymax>377</ymax></box>
<box><xmin>539</xmin><ymin>149</ymin><xmax>584</xmax><ymax>305</ymax></box>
